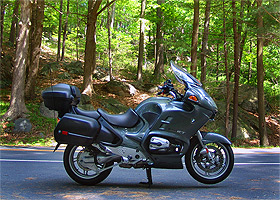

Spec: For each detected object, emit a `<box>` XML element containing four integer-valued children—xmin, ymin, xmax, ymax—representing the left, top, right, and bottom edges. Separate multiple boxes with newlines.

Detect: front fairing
<box><xmin>170</xmin><ymin>61</ymin><xmax>202</xmax><ymax>86</ymax></box>
<box><xmin>170</xmin><ymin>61</ymin><xmax>218</xmax><ymax>114</ymax></box>
<box><xmin>185</xmin><ymin>85</ymin><xmax>218</xmax><ymax>113</ymax></box>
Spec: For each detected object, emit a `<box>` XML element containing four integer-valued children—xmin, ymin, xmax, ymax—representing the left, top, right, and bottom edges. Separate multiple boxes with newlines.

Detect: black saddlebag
<box><xmin>42</xmin><ymin>83</ymin><xmax>81</xmax><ymax>117</ymax></box>
<box><xmin>54</xmin><ymin>114</ymin><xmax>100</xmax><ymax>145</ymax></box>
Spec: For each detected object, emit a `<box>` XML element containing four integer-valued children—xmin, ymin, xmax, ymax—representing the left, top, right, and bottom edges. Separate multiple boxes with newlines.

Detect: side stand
<box><xmin>140</xmin><ymin>168</ymin><xmax>153</xmax><ymax>188</ymax></box>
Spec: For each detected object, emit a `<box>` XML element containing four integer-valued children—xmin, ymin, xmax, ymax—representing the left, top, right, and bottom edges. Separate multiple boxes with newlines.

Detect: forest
<box><xmin>0</xmin><ymin>0</ymin><xmax>279</xmax><ymax>147</ymax></box>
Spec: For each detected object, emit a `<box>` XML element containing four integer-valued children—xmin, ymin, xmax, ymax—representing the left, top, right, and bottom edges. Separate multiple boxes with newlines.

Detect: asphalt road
<box><xmin>0</xmin><ymin>146</ymin><xmax>279</xmax><ymax>200</ymax></box>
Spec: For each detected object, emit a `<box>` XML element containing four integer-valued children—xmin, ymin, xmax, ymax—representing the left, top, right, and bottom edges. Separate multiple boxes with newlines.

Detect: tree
<box><xmin>25</xmin><ymin>0</ymin><xmax>45</xmax><ymax>100</ymax></box>
<box><xmin>191</xmin><ymin>0</ymin><xmax>199</xmax><ymax>77</ymax></box>
<box><xmin>154</xmin><ymin>0</ymin><xmax>165</xmax><ymax>79</ymax></box>
<box><xmin>137</xmin><ymin>0</ymin><xmax>146</xmax><ymax>82</ymax></box>
<box><xmin>231</xmin><ymin>0</ymin><xmax>240</xmax><ymax>140</ymax></box>
<box><xmin>0</xmin><ymin>0</ymin><xmax>6</xmax><ymax>51</ymax></box>
<box><xmin>61</xmin><ymin>0</ymin><xmax>70</xmax><ymax>61</ymax></box>
<box><xmin>83</xmin><ymin>0</ymin><xmax>102</xmax><ymax>95</ymax></box>
<box><xmin>9</xmin><ymin>0</ymin><xmax>19</xmax><ymax>46</ymax></box>
<box><xmin>2</xmin><ymin>0</ymin><xmax>31</xmax><ymax>121</ymax></box>
<box><xmin>83</xmin><ymin>0</ymin><xmax>116</xmax><ymax>95</ymax></box>
<box><xmin>0</xmin><ymin>0</ymin><xmax>3</xmax><ymax>71</ymax></box>
<box><xmin>200</xmin><ymin>0</ymin><xmax>210</xmax><ymax>85</ymax></box>
<box><xmin>256</xmin><ymin>0</ymin><xmax>269</xmax><ymax>146</ymax></box>
<box><xmin>57</xmin><ymin>0</ymin><xmax>63</xmax><ymax>61</ymax></box>
<box><xmin>75</xmin><ymin>0</ymin><xmax>80</xmax><ymax>61</ymax></box>
<box><xmin>223</xmin><ymin>0</ymin><xmax>230</xmax><ymax>138</ymax></box>
<box><xmin>107</xmin><ymin>0</ymin><xmax>115</xmax><ymax>81</ymax></box>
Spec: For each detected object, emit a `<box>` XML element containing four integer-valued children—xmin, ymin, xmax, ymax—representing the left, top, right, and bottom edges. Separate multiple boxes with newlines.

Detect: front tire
<box><xmin>63</xmin><ymin>144</ymin><xmax>113</xmax><ymax>185</ymax></box>
<box><xmin>185</xmin><ymin>139</ymin><xmax>234</xmax><ymax>184</ymax></box>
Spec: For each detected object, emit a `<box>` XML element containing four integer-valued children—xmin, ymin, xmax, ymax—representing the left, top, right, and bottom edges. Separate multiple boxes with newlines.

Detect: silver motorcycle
<box><xmin>42</xmin><ymin>61</ymin><xmax>234</xmax><ymax>186</ymax></box>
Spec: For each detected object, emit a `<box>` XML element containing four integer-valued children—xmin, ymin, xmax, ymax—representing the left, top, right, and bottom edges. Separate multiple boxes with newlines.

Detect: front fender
<box><xmin>201</xmin><ymin>132</ymin><xmax>232</xmax><ymax>145</ymax></box>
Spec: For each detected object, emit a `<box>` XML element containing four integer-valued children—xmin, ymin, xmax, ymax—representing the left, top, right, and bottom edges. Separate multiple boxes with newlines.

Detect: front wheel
<box><xmin>63</xmin><ymin>144</ymin><xmax>113</xmax><ymax>185</ymax></box>
<box><xmin>185</xmin><ymin>139</ymin><xmax>234</xmax><ymax>184</ymax></box>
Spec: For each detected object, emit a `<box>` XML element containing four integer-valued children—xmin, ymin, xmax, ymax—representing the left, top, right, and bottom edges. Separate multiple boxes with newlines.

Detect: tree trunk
<box><xmin>9</xmin><ymin>0</ymin><xmax>19</xmax><ymax>46</ymax></box>
<box><xmin>83</xmin><ymin>0</ymin><xmax>102</xmax><ymax>95</ymax></box>
<box><xmin>223</xmin><ymin>0</ymin><xmax>230</xmax><ymax>139</ymax></box>
<box><xmin>248</xmin><ymin>40</ymin><xmax>252</xmax><ymax>82</ymax></box>
<box><xmin>200</xmin><ymin>0</ymin><xmax>210</xmax><ymax>85</ymax></box>
<box><xmin>231</xmin><ymin>0</ymin><xmax>240</xmax><ymax>140</ymax></box>
<box><xmin>107</xmin><ymin>0</ymin><xmax>115</xmax><ymax>81</ymax></box>
<box><xmin>0</xmin><ymin>0</ymin><xmax>4</xmax><ymax>70</ymax></box>
<box><xmin>0</xmin><ymin>0</ymin><xmax>5</xmax><ymax>51</ymax></box>
<box><xmin>2</xmin><ymin>0</ymin><xmax>31</xmax><ymax>121</ymax></box>
<box><xmin>57</xmin><ymin>0</ymin><xmax>63</xmax><ymax>61</ymax></box>
<box><xmin>137</xmin><ymin>0</ymin><xmax>146</xmax><ymax>82</ymax></box>
<box><xmin>76</xmin><ymin>0</ymin><xmax>80</xmax><ymax>61</ymax></box>
<box><xmin>191</xmin><ymin>0</ymin><xmax>199</xmax><ymax>77</ymax></box>
<box><xmin>61</xmin><ymin>0</ymin><xmax>70</xmax><ymax>61</ymax></box>
<box><xmin>257</xmin><ymin>0</ymin><xmax>269</xmax><ymax>146</ymax></box>
<box><xmin>83</xmin><ymin>0</ymin><xmax>116</xmax><ymax>95</ymax></box>
<box><xmin>154</xmin><ymin>0</ymin><xmax>164</xmax><ymax>79</ymax></box>
<box><xmin>216</xmin><ymin>43</ymin><xmax>219</xmax><ymax>81</ymax></box>
<box><xmin>25</xmin><ymin>0</ymin><xmax>44</xmax><ymax>100</ymax></box>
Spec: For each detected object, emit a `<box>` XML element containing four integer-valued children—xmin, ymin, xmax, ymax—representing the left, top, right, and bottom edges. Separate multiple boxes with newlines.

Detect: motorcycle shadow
<box><xmin>97</xmin><ymin>182</ymin><xmax>222</xmax><ymax>190</ymax></box>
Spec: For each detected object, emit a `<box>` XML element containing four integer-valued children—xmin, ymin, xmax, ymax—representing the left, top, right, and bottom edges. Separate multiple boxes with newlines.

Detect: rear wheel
<box><xmin>185</xmin><ymin>139</ymin><xmax>234</xmax><ymax>184</ymax></box>
<box><xmin>63</xmin><ymin>144</ymin><xmax>113</xmax><ymax>185</ymax></box>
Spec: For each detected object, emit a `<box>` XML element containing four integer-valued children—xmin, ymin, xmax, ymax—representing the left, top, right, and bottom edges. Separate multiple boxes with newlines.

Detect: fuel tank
<box><xmin>135</xmin><ymin>97</ymin><xmax>213</xmax><ymax>138</ymax></box>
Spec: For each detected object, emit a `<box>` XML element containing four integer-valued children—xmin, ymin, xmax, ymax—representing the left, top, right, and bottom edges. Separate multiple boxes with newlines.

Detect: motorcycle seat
<box><xmin>97</xmin><ymin>108</ymin><xmax>139</xmax><ymax>128</ymax></box>
<box><xmin>74</xmin><ymin>107</ymin><xmax>100</xmax><ymax>119</ymax></box>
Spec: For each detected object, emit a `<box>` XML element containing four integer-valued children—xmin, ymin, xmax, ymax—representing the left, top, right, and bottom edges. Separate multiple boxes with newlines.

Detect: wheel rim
<box><xmin>190</xmin><ymin>142</ymin><xmax>230</xmax><ymax>180</ymax></box>
<box><xmin>68</xmin><ymin>146</ymin><xmax>106</xmax><ymax>180</ymax></box>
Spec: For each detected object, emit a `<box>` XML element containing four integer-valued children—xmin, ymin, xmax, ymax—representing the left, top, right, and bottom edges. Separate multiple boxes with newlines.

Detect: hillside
<box><xmin>0</xmin><ymin>46</ymin><xmax>279</xmax><ymax>147</ymax></box>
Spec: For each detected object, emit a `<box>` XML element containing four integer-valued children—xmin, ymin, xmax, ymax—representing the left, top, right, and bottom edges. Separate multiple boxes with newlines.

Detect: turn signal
<box><xmin>188</xmin><ymin>95</ymin><xmax>198</xmax><ymax>102</ymax></box>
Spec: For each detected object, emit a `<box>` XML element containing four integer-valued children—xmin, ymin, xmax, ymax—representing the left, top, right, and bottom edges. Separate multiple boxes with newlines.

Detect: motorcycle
<box><xmin>42</xmin><ymin>61</ymin><xmax>234</xmax><ymax>186</ymax></box>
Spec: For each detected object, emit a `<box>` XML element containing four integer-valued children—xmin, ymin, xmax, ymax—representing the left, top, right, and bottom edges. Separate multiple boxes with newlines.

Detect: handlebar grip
<box><xmin>157</xmin><ymin>91</ymin><xmax>163</xmax><ymax>95</ymax></box>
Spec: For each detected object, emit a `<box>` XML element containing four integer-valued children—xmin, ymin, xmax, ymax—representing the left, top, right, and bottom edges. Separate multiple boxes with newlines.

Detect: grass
<box><xmin>0</xmin><ymin>101</ymin><xmax>57</xmax><ymax>146</ymax></box>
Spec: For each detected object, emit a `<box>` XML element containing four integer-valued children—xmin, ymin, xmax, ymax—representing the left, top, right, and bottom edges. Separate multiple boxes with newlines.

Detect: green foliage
<box><xmin>1</xmin><ymin>0</ymin><xmax>279</xmax><ymax>146</ymax></box>
<box><xmin>0</xmin><ymin>101</ymin><xmax>10</xmax><ymax>116</ymax></box>
<box><xmin>0</xmin><ymin>102</ymin><xmax>56</xmax><ymax>146</ymax></box>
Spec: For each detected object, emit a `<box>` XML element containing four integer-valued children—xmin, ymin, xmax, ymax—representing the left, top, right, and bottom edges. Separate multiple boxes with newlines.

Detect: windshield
<box><xmin>170</xmin><ymin>61</ymin><xmax>202</xmax><ymax>87</ymax></box>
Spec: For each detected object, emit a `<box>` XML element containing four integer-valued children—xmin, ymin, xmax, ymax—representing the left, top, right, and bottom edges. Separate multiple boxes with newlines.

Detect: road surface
<box><xmin>0</xmin><ymin>146</ymin><xmax>279</xmax><ymax>200</ymax></box>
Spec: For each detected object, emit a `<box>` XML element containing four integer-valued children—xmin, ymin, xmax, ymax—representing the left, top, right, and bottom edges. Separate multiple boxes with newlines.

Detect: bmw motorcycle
<box><xmin>42</xmin><ymin>61</ymin><xmax>234</xmax><ymax>186</ymax></box>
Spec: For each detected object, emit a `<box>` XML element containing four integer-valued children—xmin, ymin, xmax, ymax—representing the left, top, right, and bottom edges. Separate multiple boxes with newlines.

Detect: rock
<box><xmin>100</xmin><ymin>75</ymin><xmax>111</xmax><ymax>82</ymax></box>
<box><xmin>93</xmin><ymin>66</ymin><xmax>108</xmax><ymax>80</ymax></box>
<box><xmin>39</xmin><ymin>102</ymin><xmax>58</xmax><ymax>118</ymax></box>
<box><xmin>80</xmin><ymin>94</ymin><xmax>91</xmax><ymax>105</ymax></box>
<box><xmin>148</xmin><ymin>86</ymin><xmax>159</xmax><ymax>94</ymax></box>
<box><xmin>240</xmin><ymin>99</ymin><xmax>258</xmax><ymax>113</ymax></box>
<box><xmin>14</xmin><ymin>118</ymin><xmax>32</xmax><ymax>133</ymax></box>
<box><xmin>78</xmin><ymin>104</ymin><xmax>95</xmax><ymax>111</ymax></box>
<box><xmin>206</xmin><ymin>99</ymin><xmax>272</xmax><ymax>140</ymax></box>
<box><xmin>78</xmin><ymin>94</ymin><xmax>95</xmax><ymax>111</ymax></box>
<box><xmin>39</xmin><ymin>133</ymin><xmax>45</xmax><ymax>138</ymax></box>
<box><xmin>104</xmin><ymin>81</ymin><xmax>137</xmax><ymax>97</ymax></box>
<box><xmin>128</xmin><ymin>83</ymin><xmax>137</xmax><ymax>96</ymax></box>
<box><xmin>99</xmin><ymin>97</ymin><xmax>128</xmax><ymax>114</ymax></box>
<box><xmin>66</xmin><ymin>61</ymin><xmax>83</xmax><ymax>75</ymax></box>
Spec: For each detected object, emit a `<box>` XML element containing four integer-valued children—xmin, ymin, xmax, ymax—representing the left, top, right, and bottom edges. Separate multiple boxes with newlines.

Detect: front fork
<box><xmin>196</xmin><ymin>130</ymin><xmax>214</xmax><ymax>161</ymax></box>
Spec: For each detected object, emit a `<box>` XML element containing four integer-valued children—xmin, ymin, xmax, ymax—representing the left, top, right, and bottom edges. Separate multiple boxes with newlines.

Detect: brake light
<box><xmin>62</xmin><ymin>131</ymin><xmax>68</xmax><ymax>135</ymax></box>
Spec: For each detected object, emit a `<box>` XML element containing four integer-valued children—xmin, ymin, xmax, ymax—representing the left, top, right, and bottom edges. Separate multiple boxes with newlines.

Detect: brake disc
<box><xmin>196</xmin><ymin>145</ymin><xmax>224</xmax><ymax>173</ymax></box>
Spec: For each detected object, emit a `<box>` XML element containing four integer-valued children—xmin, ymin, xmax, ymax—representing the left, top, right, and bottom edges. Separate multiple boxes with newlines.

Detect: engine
<box><xmin>149</xmin><ymin>136</ymin><xmax>183</xmax><ymax>154</ymax></box>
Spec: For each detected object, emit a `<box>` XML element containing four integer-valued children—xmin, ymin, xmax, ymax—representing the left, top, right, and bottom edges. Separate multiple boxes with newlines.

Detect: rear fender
<box><xmin>201</xmin><ymin>132</ymin><xmax>232</xmax><ymax>145</ymax></box>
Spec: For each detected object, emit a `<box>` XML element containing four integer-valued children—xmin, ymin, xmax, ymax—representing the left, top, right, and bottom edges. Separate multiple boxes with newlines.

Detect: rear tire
<box><xmin>185</xmin><ymin>138</ymin><xmax>234</xmax><ymax>184</ymax></box>
<box><xmin>63</xmin><ymin>144</ymin><xmax>113</xmax><ymax>185</ymax></box>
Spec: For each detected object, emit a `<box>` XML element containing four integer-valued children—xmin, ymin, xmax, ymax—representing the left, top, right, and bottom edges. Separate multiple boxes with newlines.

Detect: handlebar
<box><xmin>157</xmin><ymin>79</ymin><xmax>182</xmax><ymax>100</ymax></box>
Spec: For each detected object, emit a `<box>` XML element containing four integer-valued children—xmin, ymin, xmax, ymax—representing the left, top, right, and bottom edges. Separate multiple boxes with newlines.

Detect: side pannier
<box><xmin>54</xmin><ymin>113</ymin><xmax>100</xmax><ymax>145</ymax></box>
<box><xmin>42</xmin><ymin>83</ymin><xmax>81</xmax><ymax>117</ymax></box>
